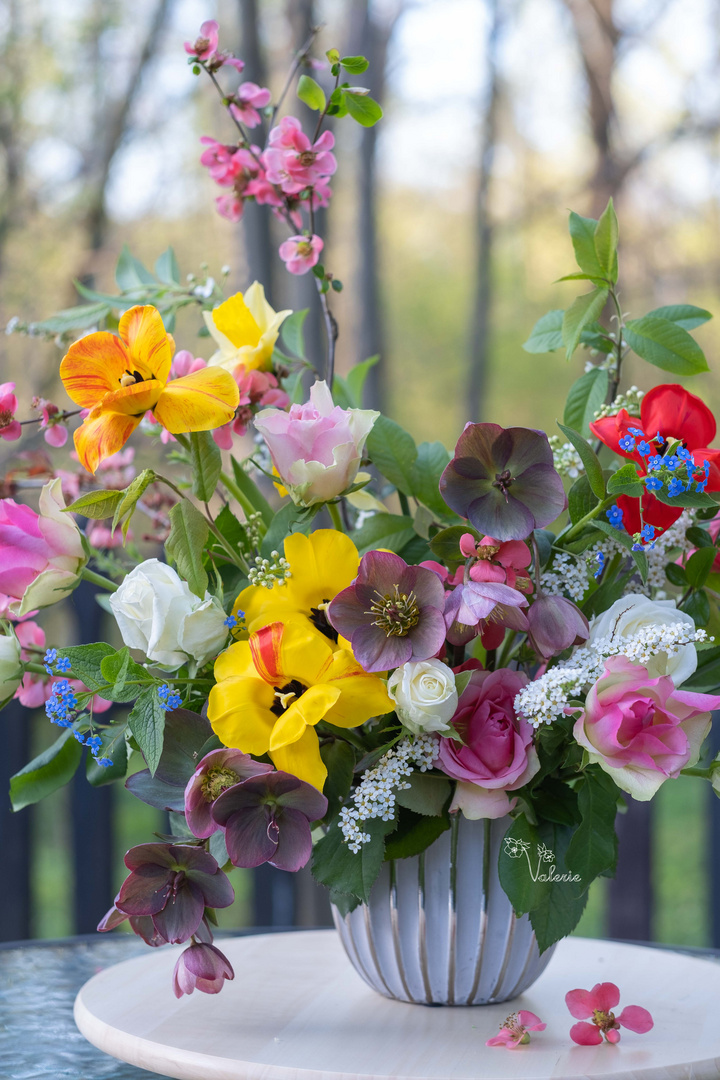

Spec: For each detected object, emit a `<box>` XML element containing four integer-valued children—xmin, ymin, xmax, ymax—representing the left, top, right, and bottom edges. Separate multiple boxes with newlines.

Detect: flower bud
<box><xmin>388</xmin><ymin>659</ymin><xmax>458</xmax><ymax>734</ymax></box>
<box><xmin>0</xmin><ymin>623</ymin><xmax>22</xmax><ymax>700</ymax></box>
<box><xmin>526</xmin><ymin>594</ymin><xmax>589</xmax><ymax>659</ymax></box>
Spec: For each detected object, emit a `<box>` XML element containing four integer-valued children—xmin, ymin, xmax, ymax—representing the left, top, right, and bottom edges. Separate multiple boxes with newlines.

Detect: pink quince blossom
<box><xmin>573</xmin><ymin>655</ymin><xmax>720</xmax><ymax>800</ymax></box>
<box><xmin>230</xmin><ymin>83</ymin><xmax>272</xmax><ymax>129</ymax></box>
<box><xmin>278</xmin><ymin>234</ymin><xmax>324</xmax><ymax>275</ymax></box>
<box><xmin>215</xmin><ymin>194</ymin><xmax>244</xmax><ymax>222</ymax></box>
<box><xmin>486</xmin><ymin>1010</ymin><xmax>546</xmax><ymax>1048</ymax></box>
<box><xmin>33</xmin><ymin>398</ymin><xmax>67</xmax><ymax>448</ymax></box>
<box><xmin>184</xmin><ymin>20</ymin><xmax>219</xmax><ymax>60</ymax></box>
<box><xmin>461</xmin><ymin>533</ymin><xmax>533</xmax><ymax>592</ymax></box>
<box><xmin>566</xmin><ymin>982</ymin><xmax>653</xmax><ymax>1045</ymax></box>
<box><xmin>87</xmin><ymin>522</ymin><xmax>131</xmax><ymax>549</ymax></box>
<box><xmin>264</xmin><ymin>117</ymin><xmax>336</xmax><ymax>194</ymax></box>
<box><xmin>0</xmin><ymin>382</ymin><xmax>21</xmax><ymax>441</ymax></box>
<box><xmin>213</xmin><ymin>370</ymin><xmax>289</xmax><ymax>448</ymax></box>
<box><xmin>170</xmin><ymin>351</ymin><xmax>207</xmax><ymax>379</ymax></box>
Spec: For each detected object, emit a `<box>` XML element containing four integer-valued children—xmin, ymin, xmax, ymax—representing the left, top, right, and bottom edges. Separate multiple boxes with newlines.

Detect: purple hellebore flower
<box><xmin>444</xmin><ymin>579</ymin><xmax>529</xmax><ymax>647</ymax></box>
<box><xmin>114</xmin><ymin>843</ymin><xmax>234</xmax><ymax>944</ymax></box>
<box><xmin>440</xmin><ymin>423</ymin><xmax>567</xmax><ymax>542</ymax></box>
<box><xmin>526</xmin><ymin>594</ymin><xmax>589</xmax><ymax>659</ymax></box>
<box><xmin>97</xmin><ymin>903</ymin><xmax>168</xmax><ymax>947</ymax></box>
<box><xmin>211</xmin><ymin>770</ymin><xmax>328</xmax><ymax>872</ymax></box>
<box><xmin>327</xmin><ymin>550</ymin><xmax>447</xmax><ymax>672</ymax></box>
<box><xmin>184</xmin><ymin>748</ymin><xmax>274</xmax><ymax>839</ymax></box>
<box><xmin>172</xmin><ymin>942</ymin><xmax>235</xmax><ymax>998</ymax></box>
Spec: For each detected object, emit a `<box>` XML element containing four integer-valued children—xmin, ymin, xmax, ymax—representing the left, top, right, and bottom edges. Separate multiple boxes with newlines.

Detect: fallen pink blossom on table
<box><xmin>566</xmin><ymin>981</ymin><xmax>653</xmax><ymax>1045</ymax></box>
<box><xmin>486</xmin><ymin>1010</ymin><xmax>546</xmax><ymax>1048</ymax></box>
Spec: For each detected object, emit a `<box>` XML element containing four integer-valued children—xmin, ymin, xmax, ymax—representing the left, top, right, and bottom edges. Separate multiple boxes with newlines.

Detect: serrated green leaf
<box><xmin>280</xmin><ymin>309</ymin><xmax>308</xmax><ymax>358</ymax></box>
<box><xmin>566</xmin><ymin>770</ymin><xmax>619</xmax><ymax>884</ymax></box>
<box><xmin>557</xmin><ymin>422</ymin><xmax>605</xmax><ymax>499</ymax></box>
<box><xmin>562</xmin><ymin>289</ymin><xmax>609</xmax><ymax>359</ymax></box>
<box><xmin>297</xmin><ymin>74</ymin><xmax>326</xmax><ymax>112</ymax></box>
<box><xmin>190</xmin><ymin>431</ymin><xmax>222</xmax><ymax>502</ymax></box>
<box><xmin>644</xmin><ymin>304</ymin><xmax>712</xmax><ymax>331</ymax></box>
<box><xmin>429</xmin><ymin>524</ymin><xmax>480</xmax><ymax>567</ymax></box>
<box><xmin>166</xmin><ymin>500</ymin><xmax>209</xmax><ymax>599</ymax></box>
<box><xmin>563</xmin><ymin>368</ymin><xmax>609</xmax><ymax>436</ymax></box>
<box><xmin>128</xmin><ymin>686</ymin><xmax>166</xmax><ymax>776</ymax></box>
<box><xmin>384</xmin><ymin>809</ymin><xmax>450</xmax><ymax>860</ymax></box>
<box><xmin>607</xmin><ymin>461</ymin><xmax>643</xmax><ymax>497</ymax></box>
<box><xmin>66</xmin><ymin>489</ymin><xmax>124</xmax><ymax>521</ymax></box>
<box><xmin>10</xmin><ymin>729</ymin><xmax>83</xmax><ymax>811</ymax></box>
<box><xmin>259</xmin><ymin>502</ymin><xmax>317</xmax><ymax>558</ymax></box>
<box><xmin>593</xmin><ymin>198</ymin><xmax>619</xmax><ymax>281</ymax></box>
<box><xmin>58</xmin><ymin>643</ymin><xmax>115</xmax><ymax>692</ymax></box>
<box><xmin>394</xmin><ymin>773</ymin><xmax>452</xmax><ymax>817</ymax></box>
<box><xmin>344</xmin><ymin>92</ymin><xmax>383</xmax><ymax>126</ymax></box>
<box><xmin>624</xmin><ymin>315</ymin><xmax>709</xmax><ymax>376</ymax></box>
<box><xmin>312</xmin><ymin>817</ymin><xmax>392</xmax><ymax>902</ymax></box>
<box><xmin>366</xmin><ymin>415</ymin><xmax>417</xmax><ymax>494</ymax></box>
<box><xmin>111</xmin><ymin>468</ymin><xmax>155</xmax><ymax>538</ymax></box>
<box><xmin>155</xmin><ymin>246</ymin><xmax>180</xmax><ymax>285</ymax></box>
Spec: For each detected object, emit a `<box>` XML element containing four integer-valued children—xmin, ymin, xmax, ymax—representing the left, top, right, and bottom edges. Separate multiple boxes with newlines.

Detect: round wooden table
<box><xmin>74</xmin><ymin>929</ymin><xmax>720</xmax><ymax>1080</ymax></box>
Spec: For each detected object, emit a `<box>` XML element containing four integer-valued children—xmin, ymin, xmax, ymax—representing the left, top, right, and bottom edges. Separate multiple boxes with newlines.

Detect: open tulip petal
<box><xmin>73</xmin><ymin>407</ymin><xmax>144</xmax><ymax>474</ymax></box>
<box><xmin>59</xmin><ymin>332</ymin><xmax>133</xmax><ymax>407</ymax></box>
<box><xmin>119</xmin><ymin>305</ymin><xmax>174</xmax><ymax>384</ymax></box>
<box><xmin>153</xmin><ymin>367</ymin><xmax>239</xmax><ymax>433</ymax></box>
<box><xmin>269</xmin><ymin>726</ymin><xmax>327</xmax><ymax>792</ymax></box>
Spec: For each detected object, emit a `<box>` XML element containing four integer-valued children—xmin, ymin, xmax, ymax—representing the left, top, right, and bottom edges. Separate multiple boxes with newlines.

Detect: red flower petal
<box><xmin>640</xmin><ymin>383</ymin><xmax>716</xmax><ymax>449</ymax></box>
<box><xmin>616</xmin><ymin>491</ymin><xmax>683</xmax><ymax>539</ymax></box>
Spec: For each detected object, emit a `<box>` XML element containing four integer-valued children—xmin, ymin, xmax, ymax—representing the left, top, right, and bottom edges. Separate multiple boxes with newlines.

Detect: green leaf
<box><xmin>115</xmin><ymin>244</ymin><xmax>156</xmax><ymax>290</ymax></box>
<box><xmin>297</xmin><ymin>74</ymin><xmax>326</xmax><ymax>112</ymax></box>
<box><xmin>340</xmin><ymin>54</ymin><xmax>370</xmax><ymax>73</ymax></box>
<box><xmin>557</xmin><ymin>422</ymin><xmax>605</xmax><ymax>499</ymax></box>
<box><xmin>665</xmin><ymin>561</ymin><xmax>687</xmax><ymax>587</ymax></box>
<box><xmin>260</xmin><ymin>502</ymin><xmax>317</xmax><ymax>558</ymax></box>
<box><xmin>384</xmin><ymin>809</ymin><xmax>450</xmax><ymax>860</ymax></box>
<box><xmin>685</xmin><ymin>547</ymin><xmax>716</xmax><ymax>590</ymax></box>
<box><xmin>166</xmin><ymin>500</ymin><xmax>210</xmax><ymax>599</ymax></box>
<box><xmin>563</xmin><ymin>368</ymin><xmax>609</xmax><ymax>436</ymax></box>
<box><xmin>498</xmin><ymin>815</ymin><xmax>548</xmax><ymax>915</ymax></box>
<box><xmin>395</xmin><ymin>773</ymin><xmax>452</xmax><ymax>817</ymax></box>
<box><xmin>312</xmin><ymin>817</ymin><xmax>393</xmax><ymax>902</ymax></box>
<box><xmin>351</xmin><ymin>513</ymin><xmax>415</xmax><ymax>555</ymax></box>
<box><xmin>10</xmin><ymin>729</ymin><xmax>83</xmax><ymax>811</ymax></box>
<box><xmin>280</xmin><ymin>309</ymin><xmax>308</xmax><ymax>358</ymax></box>
<box><xmin>655</xmin><ymin>487</ymin><xmax>718</xmax><ymax>509</ymax></box>
<box><xmin>319</xmin><ymin>740</ymin><xmax>355</xmax><ymax>820</ymax></box>
<box><xmin>99</xmin><ymin>647</ymin><xmax>152</xmax><ymax>702</ymax></box>
<box><xmin>366</xmin><ymin>415</ymin><xmax>417</xmax><ymax>494</ymax></box>
<box><xmin>344</xmin><ymin>92</ymin><xmax>383</xmax><ymax>127</ymax></box>
<box><xmin>686</xmin><ymin>526</ymin><xmax>714</xmax><ymax>549</ymax></box>
<box><xmin>685</xmin><ymin>589</ymin><xmax>710</xmax><ymax>627</ymax></box>
<box><xmin>155</xmin><ymin>246</ymin><xmax>181</xmax><ymax>285</ymax></box>
<box><xmin>409</xmin><ymin>442</ymin><xmax>452</xmax><ymax>518</ymax></box>
<box><xmin>624</xmin><ymin>315</ymin><xmax>709</xmax><ymax>376</ymax></box>
<box><xmin>59</xmin><ymin>643</ymin><xmax>115</xmax><ymax>692</ymax></box>
<box><xmin>528</xmin><ymin>822</ymin><xmax>589</xmax><ymax>953</ymax></box>
<box><xmin>645</xmin><ymin>304</ymin><xmax>712</xmax><ymax>331</ymax></box>
<box><xmin>429</xmin><ymin>524</ymin><xmax>480</xmax><ymax>567</ymax></box>
<box><xmin>111</xmin><ymin>468</ymin><xmax>155</xmax><ymax>538</ymax></box>
<box><xmin>190</xmin><ymin>431</ymin><xmax>222</xmax><ymax>502</ymax></box>
<box><xmin>568</xmin><ymin>474</ymin><xmax>598</xmax><ymax>525</ymax></box>
<box><xmin>607</xmin><ymin>461</ymin><xmax>644</xmax><ymax>497</ymax></box>
<box><xmin>593</xmin><ymin>198</ymin><xmax>619</xmax><ymax>282</ymax></box>
<box><xmin>128</xmin><ymin>686</ymin><xmax>166</xmax><ymax>776</ymax></box>
<box><xmin>591</xmin><ymin>521</ymin><xmax>649</xmax><ymax>583</ymax></box>
<box><xmin>523</xmin><ymin>310</ymin><xmax>564</xmax><ymax>353</ymax></box>
<box><xmin>682</xmin><ymin>646</ymin><xmax>720</xmax><ymax>691</ymax></box>
<box><xmin>565</xmin><ymin>770</ymin><xmax>619</xmax><ymax>885</ymax></box>
<box><xmin>230</xmin><ymin>458</ymin><xmax>274</xmax><ymax>527</ymax></box>
<box><xmin>66</xmin><ymin>489</ymin><xmax>124</xmax><ymax>521</ymax></box>
<box><xmin>86</xmin><ymin>726</ymin><xmax>128</xmax><ymax>786</ymax></box>
<box><xmin>562</xmin><ymin>289</ymin><xmax>609</xmax><ymax>359</ymax></box>
<box><xmin>33</xmin><ymin>301</ymin><xmax>112</xmax><ymax>335</ymax></box>
<box><xmin>568</xmin><ymin>211</ymin><xmax>603</xmax><ymax>276</ymax></box>
<box><xmin>346</xmin><ymin>354</ymin><xmax>379</xmax><ymax>405</ymax></box>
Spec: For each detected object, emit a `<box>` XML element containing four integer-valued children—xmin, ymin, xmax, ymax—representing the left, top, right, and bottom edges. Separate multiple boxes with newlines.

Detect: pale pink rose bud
<box><xmin>0</xmin><ymin>479</ymin><xmax>86</xmax><ymax>617</ymax></box>
<box><xmin>254</xmin><ymin>380</ymin><xmax>379</xmax><ymax>506</ymax></box>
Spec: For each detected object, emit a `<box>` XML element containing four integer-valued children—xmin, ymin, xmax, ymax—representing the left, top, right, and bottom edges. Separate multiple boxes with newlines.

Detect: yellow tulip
<box><xmin>208</xmin><ymin>621</ymin><xmax>392</xmax><ymax>791</ymax></box>
<box><xmin>203</xmin><ymin>281</ymin><xmax>292</xmax><ymax>374</ymax></box>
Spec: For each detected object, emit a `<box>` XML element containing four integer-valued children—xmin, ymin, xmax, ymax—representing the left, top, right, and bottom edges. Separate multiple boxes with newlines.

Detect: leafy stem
<box><xmin>556</xmin><ymin>494</ymin><xmax>616</xmax><ymax>544</ymax></box>
<box><xmin>81</xmin><ymin>567</ymin><xmax>119</xmax><ymax>592</ymax></box>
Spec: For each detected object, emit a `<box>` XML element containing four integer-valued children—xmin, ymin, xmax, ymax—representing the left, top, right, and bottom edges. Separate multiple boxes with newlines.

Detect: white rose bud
<box><xmin>109</xmin><ymin>559</ymin><xmax>228</xmax><ymax>669</ymax></box>
<box><xmin>0</xmin><ymin>624</ymin><xmax>23</xmax><ymax>701</ymax></box>
<box><xmin>388</xmin><ymin>659</ymin><xmax>458</xmax><ymax>735</ymax></box>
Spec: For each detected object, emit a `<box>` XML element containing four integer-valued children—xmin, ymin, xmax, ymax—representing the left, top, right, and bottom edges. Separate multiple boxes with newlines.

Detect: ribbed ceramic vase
<box><xmin>331</xmin><ymin>813</ymin><xmax>556</xmax><ymax>1006</ymax></box>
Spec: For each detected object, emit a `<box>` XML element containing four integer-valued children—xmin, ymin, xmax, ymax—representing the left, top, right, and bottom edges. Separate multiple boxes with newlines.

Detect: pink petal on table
<box><xmin>617</xmin><ymin>1005</ymin><xmax>654</xmax><ymax>1033</ymax></box>
<box><xmin>570</xmin><ymin>1021</ymin><xmax>603</xmax><ymax>1046</ymax></box>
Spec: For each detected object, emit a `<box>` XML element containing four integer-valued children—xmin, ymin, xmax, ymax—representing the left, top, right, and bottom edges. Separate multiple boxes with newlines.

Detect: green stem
<box><xmin>681</xmin><ymin>766</ymin><xmax>712</xmax><ymax>779</ymax></box>
<box><xmin>219</xmin><ymin>470</ymin><xmax>262</xmax><ymax>522</ymax></box>
<box><xmin>24</xmin><ymin>662</ymin><xmax>48</xmax><ymax>676</ymax></box>
<box><xmin>557</xmin><ymin>495</ymin><xmax>616</xmax><ymax>544</ymax></box>
<box><xmin>398</xmin><ymin>491</ymin><xmax>411</xmax><ymax>517</ymax></box>
<box><xmin>328</xmin><ymin>501</ymin><xmax>345</xmax><ymax>533</ymax></box>
<box><xmin>81</xmin><ymin>567</ymin><xmax>119</xmax><ymax>592</ymax></box>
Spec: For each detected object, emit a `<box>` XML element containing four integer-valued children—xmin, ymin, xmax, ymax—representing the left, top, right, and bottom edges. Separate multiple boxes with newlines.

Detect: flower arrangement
<box><xmin>2</xmin><ymin>21</ymin><xmax>720</xmax><ymax>1007</ymax></box>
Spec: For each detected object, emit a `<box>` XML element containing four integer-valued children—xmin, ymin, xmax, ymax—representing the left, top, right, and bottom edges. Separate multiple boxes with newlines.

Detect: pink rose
<box><xmin>437</xmin><ymin>666</ymin><xmax>539</xmax><ymax>818</ymax></box>
<box><xmin>573</xmin><ymin>655</ymin><xmax>720</xmax><ymax>800</ymax></box>
<box><xmin>0</xmin><ymin>479</ymin><xmax>86</xmax><ymax>617</ymax></box>
<box><xmin>254</xmin><ymin>380</ymin><xmax>378</xmax><ymax>506</ymax></box>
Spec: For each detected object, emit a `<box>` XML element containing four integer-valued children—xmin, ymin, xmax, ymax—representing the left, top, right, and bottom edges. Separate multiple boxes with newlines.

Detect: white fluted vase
<box><xmin>331</xmin><ymin>814</ymin><xmax>556</xmax><ymax>1005</ymax></box>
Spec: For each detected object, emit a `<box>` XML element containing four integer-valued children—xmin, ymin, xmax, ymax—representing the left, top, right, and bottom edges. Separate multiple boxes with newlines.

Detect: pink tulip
<box><xmin>0</xmin><ymin>382</ymin><xmax>21</xmax><ymax>441</ymax></box>
<box><xmin>254</xmin><ymin>379</ymin><xmax>378</xmax><ymax>506</ymax></box>
<box><xmin>0</xmin><ymin>479</ymin><xmax>85</xmax><ymax>617</ymax></box>
<box><xmin>566</xmin><ymin>982</ymin><xmax>653</xmax><ymax>1045</ymax></box>
<box><xmin>184</xmin><ymin>20</ymin><xmax>219</xmax><ymax>60</ymax></box>
<box><xmin>573</xmin><ymin>655</ymin><xmax>720</xmax><ymax>800</ymax></box>
<box><xmin>230</xmin><ymin>83</ymin><xmax>272</xmax><ymax>129</ymax></box>
<box><xmin>486</xmin><ymin>1010</ymin><xmax>546</xmax><ymax>1048</ymax></box>
<box><xmin>278</xmin><ymin>233</ymin><xmax>324</xmax><ymax>275</ymax></box>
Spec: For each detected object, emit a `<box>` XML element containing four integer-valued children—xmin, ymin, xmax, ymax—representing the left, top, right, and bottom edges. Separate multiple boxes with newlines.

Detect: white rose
<box><xmin>588</xmin><ymin>594</ymin><xmax>697</xmax><ymax>686</ymax></box>
<box><xmin>388</xmin><ymin>659</ymin><xmax>458</xmax><ymax>735</ymax></box>
<box><xmin>109</xmin><ymin>559</ymin><xmax>228</xmax><ymax>668</ymax></box>
<box><xmin>0</xmin><ymin>625</ymin><xmax>22</xmax><ymax>701</ymax></box>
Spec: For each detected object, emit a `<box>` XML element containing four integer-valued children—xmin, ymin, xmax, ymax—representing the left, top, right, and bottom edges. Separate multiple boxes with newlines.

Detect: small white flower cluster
<box><xmin>643</xmin><ymin>512</ymin><xmax>692</xmax><ymax>594</ymax></box>
<box><xmin>339</xmin><ymin>735</ymin><xmax>439</xmax><ymax>852</ymax></box>
<box><xmin>541</xmin><ymin>551</ymin><xmax>591</xmax><ymax>602</ymax></box>
<box><xmin>515</xmin><ymin>622</ymin><xmax>708</xmax><ymax>728</ymax></box>
<box><xmin>548</xmin><ymin>437</ymin><xmax>584</xmax><ymax>480</ymax></box>
<box><xmin>593</xmin><ymin>385</ymin><xmax>644</xmax><ymax>420</ymax></box>
<box><xmin>247</xmin><ymin>551</ymin><xmax>291</xmax><ymax>589</ymax></box>
<box><xmin>244</xmin><ymin>511</ymin><xmax>263</xmax><ymax>550</ymax></box>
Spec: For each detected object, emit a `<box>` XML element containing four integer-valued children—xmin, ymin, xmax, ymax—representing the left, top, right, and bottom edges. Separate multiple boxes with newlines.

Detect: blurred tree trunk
<box><xmin>466</xmin><ymin>0</ymin><xmax>503</xmax><ymax>423</ymax></box>
<box><xmin>78</xmin><ymin>0</ymin><xmax>170</xmax><ymax>279</ymax></box>
<box><xmin>237</xmin><ymin>0</ymin><xmax>276</xmax><ymax>300</ymax></box>
<box><xmin>0</xmin><ymin>0</ymin><xmax>27</xmax><ymax>280</ymax></box>
<box><xmin>347</xmin><ymin>0</ymin><xmax>403</xmax><ymax>411</ymax></box>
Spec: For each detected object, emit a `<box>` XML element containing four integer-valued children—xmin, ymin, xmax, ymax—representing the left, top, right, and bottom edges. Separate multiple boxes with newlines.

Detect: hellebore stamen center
<box><xmin>492</xmin><ymin>469</ymin><xmax>515</xmax><ymax>501</ymax></box>
<box><xmin>201</xmin><ymin>766</ymin><xmax>241</xmax><ymax>803</ymax></box>
<box><xmin>366</xmin><ymin>586</ymin><xmax>420</xmax><ymax>638</ymax></box>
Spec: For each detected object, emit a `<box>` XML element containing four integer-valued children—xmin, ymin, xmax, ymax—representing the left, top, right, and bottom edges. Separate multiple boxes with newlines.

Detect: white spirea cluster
<box><xmin>515</xmin><ymin>622</ymin><xmax>709</xmax><ymax>728</ymax></box>
<box><xmin>643</xmin><ymin>512</ymin><xmax>692</xmax><ymax>594</ymax></box>
<box><xmin>247</xmin><ymin>551</ymin><xmax>291</xmax><ymax>589</ymax></box>
<box><xmin>339</xmin><ymin>735</ymin><xmax>439</xmax><ymax>852</ymax></box>
<box><xmin>548</xmin><ymin>437</ymin><xmax>584</xmax><ymax>480</ymax></box>
<box><xmin>541</xmin><ymin>551</ymin><xmax>592</xmax><ymax>602</ymax></box>
<box><xmin>592</xmin><ymin>384</ymin><xmax>644</xmax><ymax>420</ymax></box>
